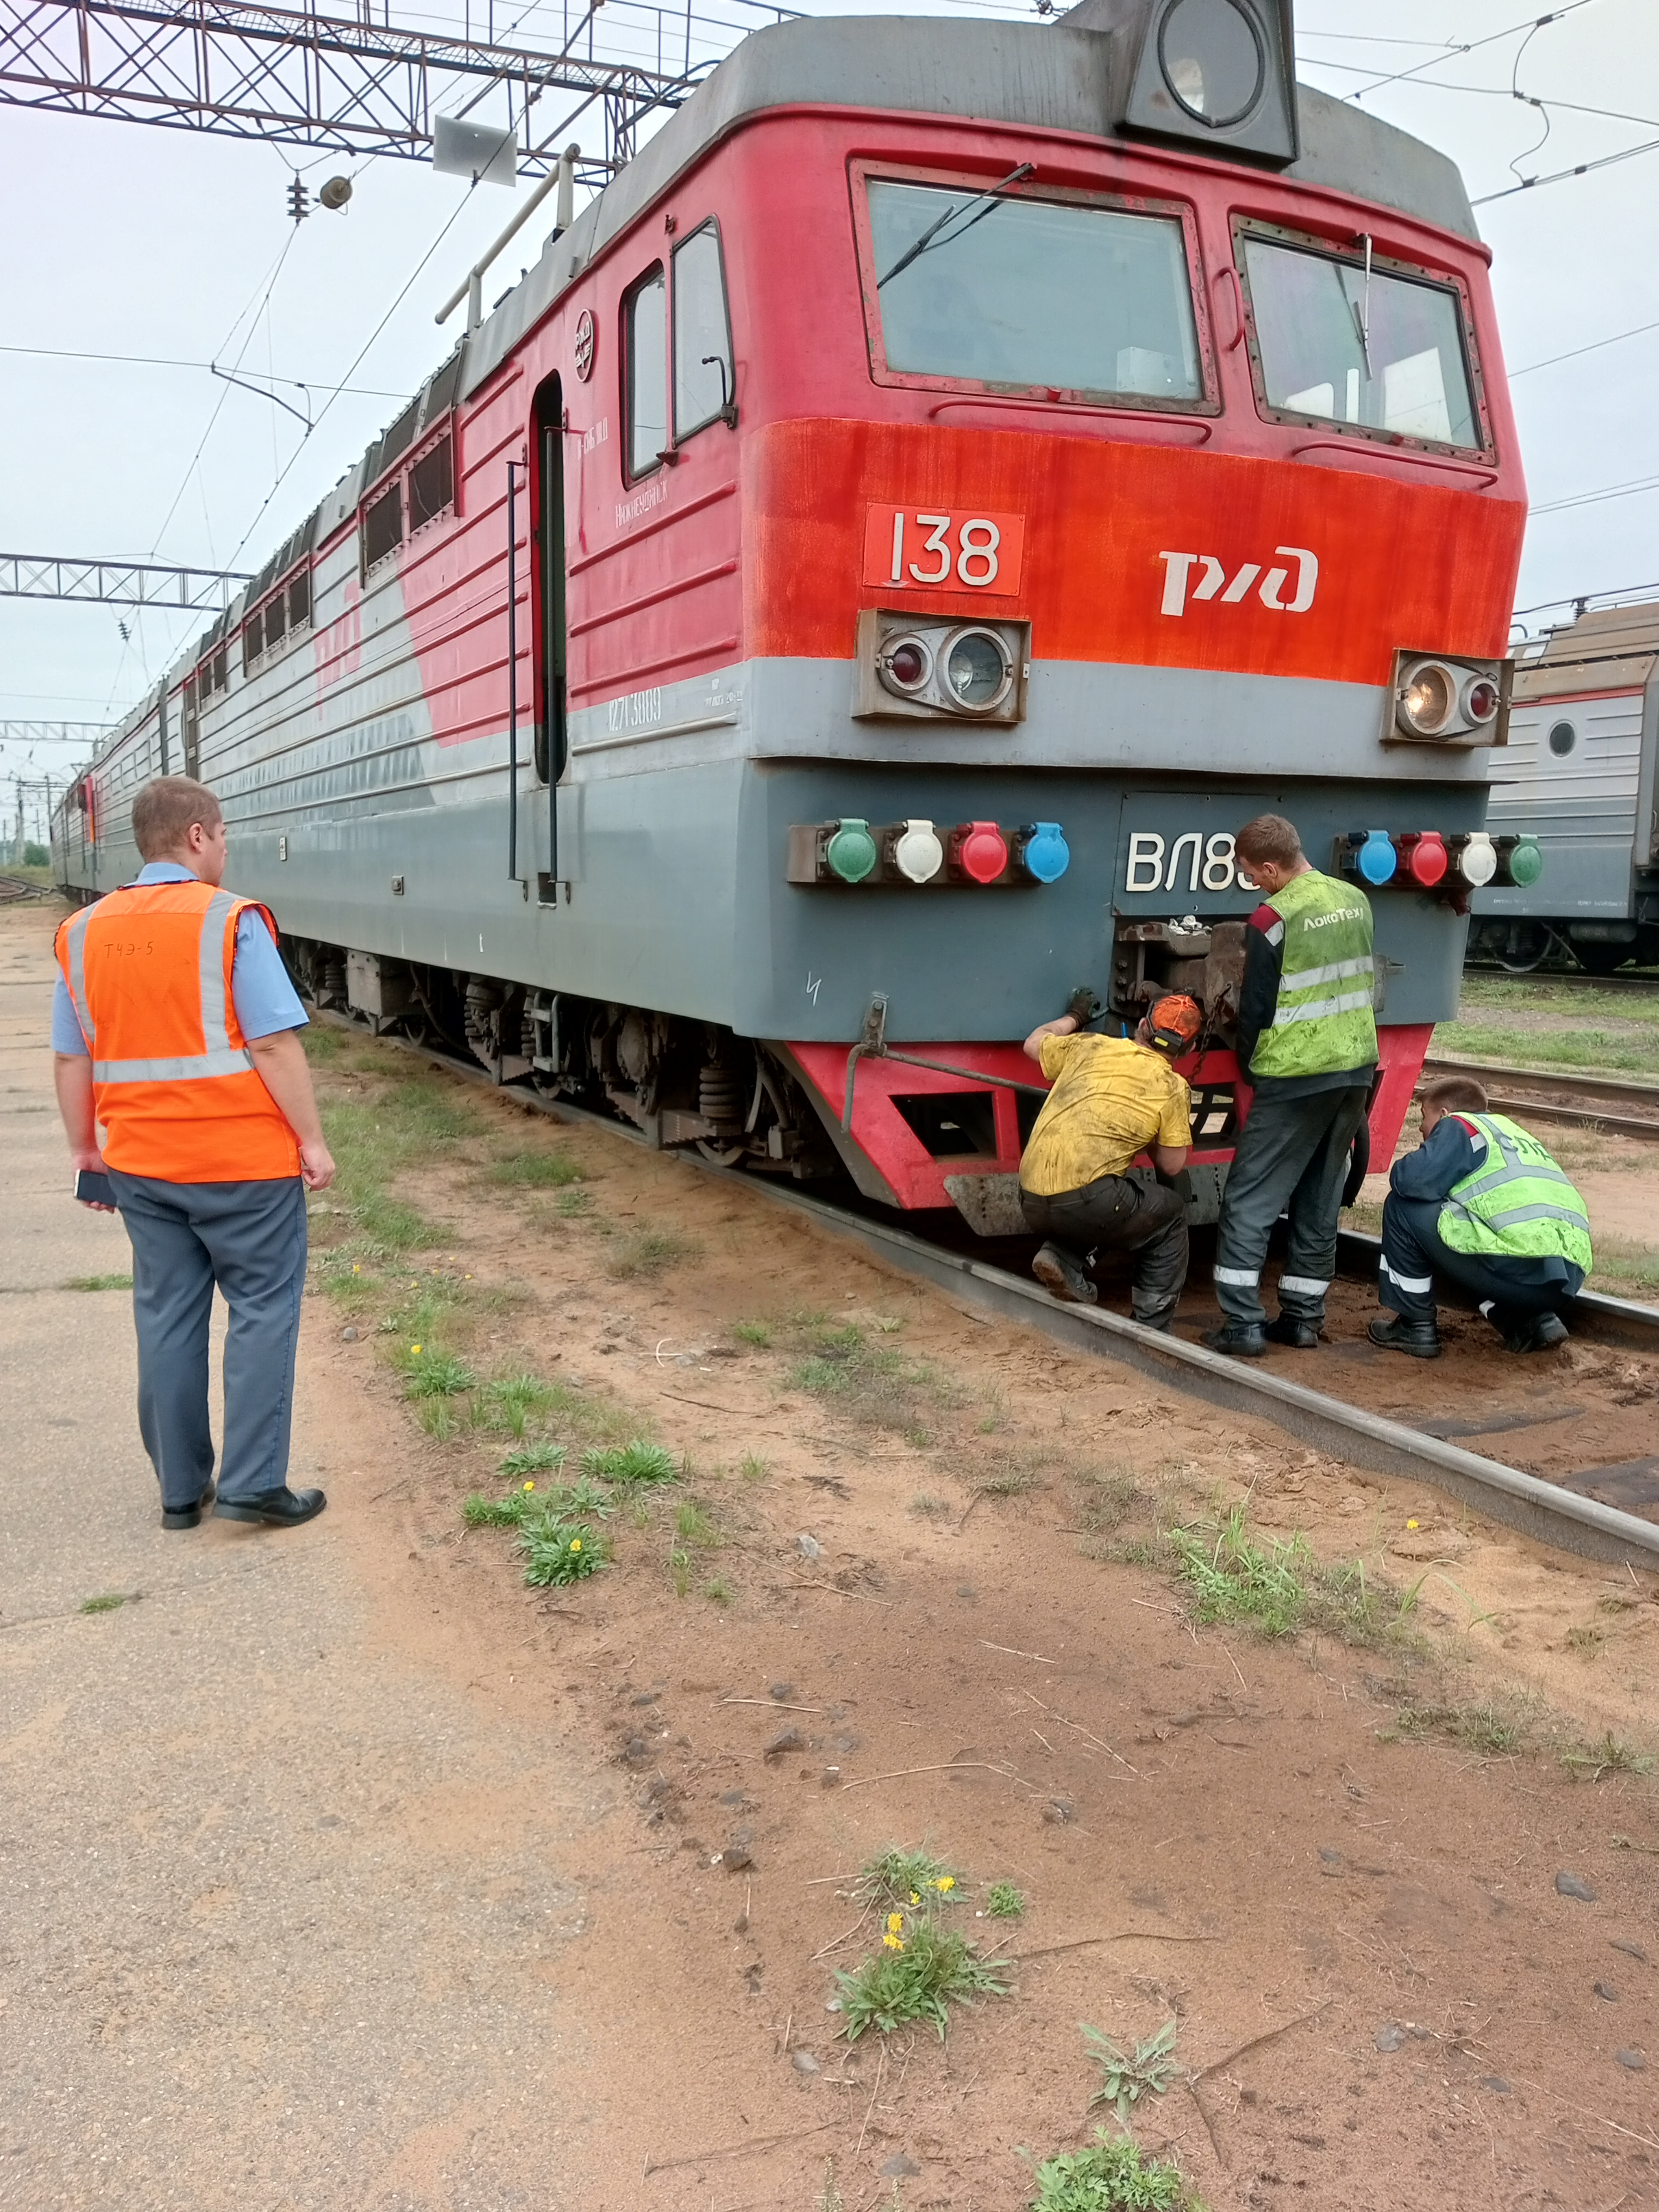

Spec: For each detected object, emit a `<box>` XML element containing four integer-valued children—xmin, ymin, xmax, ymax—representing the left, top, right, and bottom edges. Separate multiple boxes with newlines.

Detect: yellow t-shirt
<box><xmin>1018</xmin><ymin>1034</ymin><xmax>1193</xmax><ymax>1197</ymax></box>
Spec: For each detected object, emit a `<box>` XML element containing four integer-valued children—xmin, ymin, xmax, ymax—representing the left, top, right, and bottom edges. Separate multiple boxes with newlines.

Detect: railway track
<box><xmin>1464</xmin><ymin>964</ymin><xmax>1659</xmax><ymax>990</ymax></box>
<box><xmin>312</xmin><ymin>1007</ymin><xmax>1659</xmax><ymax>1572</ymax></box>
<box><xmin>1422</xmin><ymin>1054</ymin><xmax>1659</xmax><ymax>1140</ymax></box>
<box><xmin>0</xmin><ymin>874</ymin><xmax>52</xmax><ymax>904</ymax></box>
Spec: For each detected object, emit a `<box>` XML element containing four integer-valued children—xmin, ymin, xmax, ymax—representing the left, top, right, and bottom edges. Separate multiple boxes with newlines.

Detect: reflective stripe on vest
<box><xmin>1248</xmin><ymin>869</ymin><xmax>1378</xmax><ymax>1081</ymax></box>
<box><xmin>1437</xmin><ymin>1113</ymin><xmax>1593</xmax><ymax>1267</ymax></box>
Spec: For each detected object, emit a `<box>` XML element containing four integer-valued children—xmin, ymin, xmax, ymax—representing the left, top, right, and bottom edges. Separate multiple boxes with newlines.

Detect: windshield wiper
<box><xmin>876</xmin><ymin>162</ymin><xmax>1035</xmax><ymax>290</ymax></box>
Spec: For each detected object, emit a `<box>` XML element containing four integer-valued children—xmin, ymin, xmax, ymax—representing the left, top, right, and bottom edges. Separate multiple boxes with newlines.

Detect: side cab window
<box><xmin>623</xmin><ymin>224</ymin><xmax>735</xmax><ymax>481</ymax></box>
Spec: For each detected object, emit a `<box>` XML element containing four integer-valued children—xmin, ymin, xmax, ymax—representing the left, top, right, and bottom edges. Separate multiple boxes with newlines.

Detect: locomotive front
<box><xmin>728</xmin><ymin>0</ymin><xmax>1528</xmax><ymax>1217</ymax></box>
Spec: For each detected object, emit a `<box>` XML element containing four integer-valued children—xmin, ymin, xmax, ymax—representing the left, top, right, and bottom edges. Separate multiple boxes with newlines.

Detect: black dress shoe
<box><xmin>1201</xmin><ymin>1322</ymin><xmax>1268</xmax><ymax>1359</ymax></box>
<box><xmin>1368</xmin><ymin>1313</ymin><xmax>1441</xmax><ymax>1359</ymax></box>
<box><xmin>213</xmin><ymin>1486</ymin><xmax>327</xmax><ymax>1527</ymax></box>
<box><xmin>1264</xmin><ymin>1314</ymin><xmax>1320</xmax><ymax>1348</ymax></box>
<box><xmin>162</xmin><ymin>1479</ymin><xmax>217</xmax><ymax>1531</ymax></box>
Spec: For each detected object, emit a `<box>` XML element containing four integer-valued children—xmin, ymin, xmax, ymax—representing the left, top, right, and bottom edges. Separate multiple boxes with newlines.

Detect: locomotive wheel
<box><xmin>1492</xmin><ymin>923</ymin><xmax>1550</xmax><ymax>974</ymax></box>
<box><xmin>695</xmin><ymin>1138</ymin><xmax>749</xmax><ymax>1167</ymax></box>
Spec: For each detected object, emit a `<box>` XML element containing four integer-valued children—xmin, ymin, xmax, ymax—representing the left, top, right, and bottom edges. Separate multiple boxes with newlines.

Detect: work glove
<box><xmin>1065</xmin><ymin>986</ymin><xmax>1102</xmax><ymax>1027</ymax></box>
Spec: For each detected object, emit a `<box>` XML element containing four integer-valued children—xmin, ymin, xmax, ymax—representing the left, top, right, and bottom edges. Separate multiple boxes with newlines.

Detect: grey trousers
<box><xmin>1380</xmin><ymin>1193</ymin><xmax>1583</xmax><ymax>1329</ymax></box>
<box><xmin>1213</xmin><ymin>1085</ymin><xmax>1371</xmax><ymax>1328</ymax></box>
<box><xmin>1020</xmin><ymin>1173</ymin><xmax>1189</xmax><ymax>1327</ymax></box>
<box><xmin>108</xmin><ymin>1171</ymin><xmax>307</xmax><ymax>1511</ymax></box>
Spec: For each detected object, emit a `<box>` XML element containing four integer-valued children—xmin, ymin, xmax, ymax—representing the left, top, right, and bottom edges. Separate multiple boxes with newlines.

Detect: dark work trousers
<box><xmin>1380</xmin><ymin>1193</ymin><xmax>1584</xmax><ymax>1331</ymax></box>
<box><xmin>108</xmin><ymin>1171</ymin><xmax>308</xmax><ymax>1511</ymax></box>
<box><xmin>1020</xmin><ymin>1173</ymin><xmax>1189</xmax><ymax>1328</ymax></box>
<box><xmin>1213</xmin><ymin>1085</ymin><xmax>1371</xmax><ymax>1329</ymax></box>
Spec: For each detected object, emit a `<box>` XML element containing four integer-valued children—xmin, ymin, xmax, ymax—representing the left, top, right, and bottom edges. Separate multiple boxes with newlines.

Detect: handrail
<box><xmin>1291</xmin><ymin>438</ymin><xmax>1500</xmax><ymax>486</ymax></box>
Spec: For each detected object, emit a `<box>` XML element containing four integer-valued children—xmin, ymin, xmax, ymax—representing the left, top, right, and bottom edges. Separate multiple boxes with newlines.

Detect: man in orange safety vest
<box><xmin>52</xmin><ymin>776</ymin><xmax>336</xmax><ymax>1529</ymax></box>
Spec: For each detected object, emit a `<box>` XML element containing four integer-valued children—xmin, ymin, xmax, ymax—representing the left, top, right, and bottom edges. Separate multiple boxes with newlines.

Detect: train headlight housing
<box><xmin>943</xmin><ymin>628</ymin><xmax>1015</xmax><ymax>715</ymax></box>
<box><xmin>1389</xmin><ymin>650</ymin><xmax>1512</xmax><ymax>745</ymax></box>
<box><xmin>855</xmin><ymin>610</ymin><xmax>1030</xmax><ymax>726</ymax></box>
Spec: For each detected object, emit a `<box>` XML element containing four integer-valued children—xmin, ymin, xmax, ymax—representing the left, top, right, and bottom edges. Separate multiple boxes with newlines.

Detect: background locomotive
<box><xmin>1471</xmin><ymin>599</ymin><xmax>1659</xmax><ymax>974</ymax></box>
<box><xmin>55</xmin><ymin>0</ymin><xmax>1539</xmax><ymax>1226</ymax></box>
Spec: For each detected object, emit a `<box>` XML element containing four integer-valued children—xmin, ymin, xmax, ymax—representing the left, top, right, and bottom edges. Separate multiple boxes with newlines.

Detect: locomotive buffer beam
<box><xmin>841</xmin><ymin>992</ymin><xmax>1049</xmax><ymax>1132</ymax></box>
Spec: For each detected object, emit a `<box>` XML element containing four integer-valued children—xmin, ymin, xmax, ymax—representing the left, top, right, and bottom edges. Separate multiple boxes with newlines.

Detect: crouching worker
<box><xmin>1017</xmin><ymin>994</ymin><xmax>1200</xmax><ymax>1329</ymax></box>
<box><xmin>1369</xmin><ymin>1074</ymin><xmax>1592</xmax><ymax>1359</ymax></box>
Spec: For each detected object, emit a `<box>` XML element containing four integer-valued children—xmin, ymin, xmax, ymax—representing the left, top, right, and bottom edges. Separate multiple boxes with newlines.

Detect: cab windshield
<box><xmin>1241</xmin><ymin>234</ymin><xmax>1479</xmax><ymax>450</ymax></box>
<box><xmin>867</xmin><ymin>178</ymin><xmax>1203</xmax><ymax>405</ymax></box>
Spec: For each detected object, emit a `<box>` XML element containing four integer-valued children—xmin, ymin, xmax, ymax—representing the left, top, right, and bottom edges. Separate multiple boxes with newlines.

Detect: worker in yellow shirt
<box><xmin>1018</xmin><ymin>994</ymin><xmax>1200</xmax><ymax>1330</ymax></box>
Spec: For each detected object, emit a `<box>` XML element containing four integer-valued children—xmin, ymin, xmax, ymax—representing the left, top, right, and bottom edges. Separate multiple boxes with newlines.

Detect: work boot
<box><xmin>1501</xmin><ymin>1311</ymin><xmax>1569</xmax><ymax>1355</ymax></box>
<box><xmin>1201</xmin><ymin>1321</ymin><xmax>1268</xmax><ymax>1359</ymax></box>
<box><xmin>1367</xmin><ymin>1312</ymin><xmax>1441</xmax><ymax>1359</ymax></box>
<box><xmin>161</xmin><ymin>1478</ymin><xmax>216</xmax><ymax>1532</ymax></box>
<box><xmin>1264</xmin><ymin>1313</ymin><xmax>1320</xmax><ymax>1348</ymax></box>
<box><xmin>1031</xmin><ymin>1243</ymin><xmax>1097</xmax><ymax>1306</ymax></box>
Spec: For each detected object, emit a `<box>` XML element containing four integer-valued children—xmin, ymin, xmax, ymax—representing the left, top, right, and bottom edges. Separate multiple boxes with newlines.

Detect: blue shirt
<box><xmin>51</xmin><ymin>861</ymin><xmax>308</xmax><ymax>1055</ymax></box>
<box><xmin>1388</xmin><ymin>1113</ymin><xmax>1483</xmax><ymax>1204</ymax></box>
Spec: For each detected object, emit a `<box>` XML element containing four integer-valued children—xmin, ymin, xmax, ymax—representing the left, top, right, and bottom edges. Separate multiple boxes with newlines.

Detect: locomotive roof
<box><xmin>462</xmin><ymin>14</ymin><xmax>1479</xmax><ymax>403</ymax></box>
<box><xmin>1515</xmin><ymin>603</ymin><xmax>1659</xmax><ymax>701</ymax></box>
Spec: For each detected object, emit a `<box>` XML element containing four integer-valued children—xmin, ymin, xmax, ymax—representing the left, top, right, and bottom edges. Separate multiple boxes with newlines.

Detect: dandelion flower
<box><xmin>1406</xmin><ymin>1519</ymin><xmax>1420</xmax><ymax>1531</ymax></box>
<box><xmin>887</xmin><ymin>1912</ymin><xmax>904</xmax><ymax>1934</ymax></box>
<box><xmin>882</xmin><ymin>1932</ymin><xmax>905</xmax><ymax>1952</ymax></box>
<box><xmin>411</xmin><ymin>1343</ymin><xmax>422</xmax><ymax>1355</ymax></box>
<box><xmin>935</xmin><ymin>1876</ymin><xmax>955</xmax><ymax>1892</ymax></box>
<box><xmin>908</xmin><ymin>1891</ymin><xmax>920</xmax><ymax>1906</ymax></box>
<box><xmin>352</xmin><ymin>1263</ymin><xmax>360</xmax><ymax>1275</ymax></box>
<box><xmin>523</xmin><ymin>1481</ymin><xmax>536</xmax><ymax>1492</ymax></box>
<box><xmin>570</xmin><ymin>1539</ymin><xmax>582</xmax><ymax>1553</ymax></box>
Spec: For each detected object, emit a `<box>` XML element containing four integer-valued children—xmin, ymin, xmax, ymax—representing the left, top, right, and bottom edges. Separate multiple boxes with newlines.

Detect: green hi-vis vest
<box><xmin>1248</xmin><ymin>869</ymin><xmax>1379</xmax><ymax>1082</ymax></box>
<box><xmin>1438</xmin><ymin>1113</ymin><xmax>1593</xmax><ymax>1270</ymax></box>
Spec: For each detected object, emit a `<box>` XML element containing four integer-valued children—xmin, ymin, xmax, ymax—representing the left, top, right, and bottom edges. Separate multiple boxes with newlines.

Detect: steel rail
<box><xmin>1464</xmin><ymin>965</ymin><xmax>1659</xmax><ymax>990</ymax></box>
<box><xmin>1422</xmin><ymin>1053</ymin><xmax>1659</xmax><ymax>1140</ymax></box>
<box><xmin>309</xmin><ymin>1007</ymin><xmax>1659</xmax><ymax>1569</ymax></box>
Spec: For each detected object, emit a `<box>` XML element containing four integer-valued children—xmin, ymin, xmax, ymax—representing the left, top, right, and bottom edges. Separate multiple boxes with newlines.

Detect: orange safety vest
<box><xmin>56</xmin><ymin>878</ymin><xmax>302</xmax><ymax>1183</ymax></box>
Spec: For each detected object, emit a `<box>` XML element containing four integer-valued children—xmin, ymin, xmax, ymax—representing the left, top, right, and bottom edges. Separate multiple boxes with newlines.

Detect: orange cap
<box><xmin>1149</xmin><ymin>994</ymin><xmax>1202</xmax><ymax>1051</ymax></box>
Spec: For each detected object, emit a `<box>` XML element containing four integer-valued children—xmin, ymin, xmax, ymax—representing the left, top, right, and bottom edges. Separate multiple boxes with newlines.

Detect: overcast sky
<box><xmin>3</xmin><ymin>0</ymin><xmax>1655</xmax><ymax>803</ymax></box>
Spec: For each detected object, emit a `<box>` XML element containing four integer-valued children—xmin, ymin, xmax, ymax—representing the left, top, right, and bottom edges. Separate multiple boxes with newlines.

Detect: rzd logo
<box><xmin>1158</xmin><ymin>546</ymin><xmax>1318</xmax><ymax>618</ymax></box>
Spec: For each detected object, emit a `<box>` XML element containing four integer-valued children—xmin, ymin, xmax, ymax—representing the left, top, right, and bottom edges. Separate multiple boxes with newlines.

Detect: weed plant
<box><xmin>1083</xmin><ymin>2021</ymin><xmax>1179</xmax><ymax>2124</ymax></box>
<box><xmin>65</xmin><ymin>1273</ymin><xmax>133</xmax><ymax>1292</ymax></box>
<box><xmin>1561</xmin><ymin>1730</ymin><xmax>1654</xmax><ymax>1780</ymax></box>
<box><xmin>605</xmin><ymin>1229</ymin><xmax>698</xmax><ymax>1280</ymax></box>
<box><xmin>1388</xmin><ymin>1698</ymin><xmax>1533</xmax><ymax>1756</ymax></box>
<box><xmin>787</xmin><ymin>1317</ymin><xmax>952</xmax><ymax>1434</ymax></box>
<box><xmin>855</xmin><ymin>1847</ymin><xmax>963</xmax><ymax>1910</ymax></box>
<box><xmin>1170</xmin><ymin>1505</ymin><xmax>1412</xmax><ymax>1649</ymax></box>
<box><xmin>732</xmin><ymin>1319</ymin><xmax>772</xmax><ymax>1346</ymax></box>
<box><xmin>739</xmin><ymin>1452</ymin><xmax>770</xmax><ymax>1481</ymax></box>
<box><xmin>518</xmin><ymin>1519</ymin><xmax>605</xmax><ymax>1587</ymax></box>
<box><xmin>583</xmin><ymin>1440</ymin><xmax>679</xmax><ymax>1485</ymax></box>
<box><xmin>985</xmin><ymin>1883</ymin><xmax>1025</xmax><ymax>1919</ymax></box>
<box><xmin>500</xmin><ymin>1442</ymin><xmax>568</xmax><ymax>1478</ymax></box>
<box><xmin>834</xmin><ymin>1914</ymin><xmax>1007</xmax><ymax>2041</ymax></box>
<box><xmin>400</xmin><ymin>1348</ymin><xmax>476</xmax><ymax>1399</ymax></box>
<box><xmin>1027</xmin><ymin>2131</ymin><xmax>1200</xmax><ymax>2211</ymax></box>
<box><xmin>79</xmin><ymin>1593</ymin><xmax>128</xmax><ymax>1614</ymax></box>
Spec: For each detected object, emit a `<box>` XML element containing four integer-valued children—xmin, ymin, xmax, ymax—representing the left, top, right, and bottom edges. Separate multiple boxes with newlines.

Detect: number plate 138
<box><xmin>862</xmin><ymin>506</ymin><xmax>1025</xmax><ymax>595</ymax></box>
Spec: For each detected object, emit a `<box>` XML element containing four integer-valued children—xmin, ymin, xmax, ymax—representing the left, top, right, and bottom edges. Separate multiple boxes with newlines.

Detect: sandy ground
<box><xmin>4</xmin><ymin>896</ymin><xmax>1658</xmax><ymax>2212</ymax></box>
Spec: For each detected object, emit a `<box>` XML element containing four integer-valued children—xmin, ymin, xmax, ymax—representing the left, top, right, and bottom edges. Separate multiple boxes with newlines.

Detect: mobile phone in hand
<box><xmin>74</xmin><ymin>1168</ymin><xmax>117</xmax><ymax>1208</ymax></box>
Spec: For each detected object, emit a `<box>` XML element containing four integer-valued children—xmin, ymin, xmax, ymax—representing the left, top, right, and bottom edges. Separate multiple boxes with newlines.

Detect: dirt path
<box><xmin>4</xmin><ymin>898</ymin><xmax>1657</xmax><ymax>2212</ymax></box>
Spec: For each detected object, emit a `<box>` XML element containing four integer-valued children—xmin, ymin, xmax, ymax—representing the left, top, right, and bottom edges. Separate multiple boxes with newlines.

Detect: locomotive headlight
<box><xmin>943</xmin><ymin>628</ymin><xmax>1014</xmax><ymax>714</ymax></box>
<box><xmin>1397</xmin><ymin>659</ymin><xmax>1459</xmax><ymax>738</ymax></box>
<box><xmin>878</xmin><ymin>635</ymin><xmax>932</xmax><ymax>698</ymax></box>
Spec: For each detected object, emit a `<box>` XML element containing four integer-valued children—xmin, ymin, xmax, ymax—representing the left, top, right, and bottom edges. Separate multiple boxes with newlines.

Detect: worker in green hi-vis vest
<box><xmin>1206</xmin><ymin>814</ymin><xmax>1377</xmax><ymax>1360</ymax></box>
<box><xmin>1368</xmin><ymin>1071</ymin><xmax>1592</xmax><ymax>1359</ymax></box>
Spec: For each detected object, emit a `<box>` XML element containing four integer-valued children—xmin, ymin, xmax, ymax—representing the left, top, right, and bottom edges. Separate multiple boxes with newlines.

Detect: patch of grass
<box><xmin>1438</xmin><ymin>1011</ymin><xmax>1659</xmax><ymax>1082</ymax></box>
<box><xmin>703</xmin><ymin>1577</ymin><xmax>733</xmax><ymax>1605</ymax></box>
<box><xmin>418</xmin><ymin>1398</ymin><xmax>458</xmax><ymax>1441</ymax></box>
<box><xmin>985</xmin><ymin>1882</ymin><xmax>1025</xmax><ymax>1920</ymax></box>
<box><xmin>1074</xmin><ymin>1468</ymin><xmax>1141</xmax><ymax>1536</ymax></box>
<box><xmin>1169</xmin><ymin>1505</ymin><xmax>1411</xmax><ymax>1650</ymax></box>
<box><xmin>474</xmin><ymin>1373</ymin><xmax>559</xmax><ymax>1438</ymax></box>
<box><xmin>487</xmin><ymin>1148</ymin><xmax>582</xmax><ymax>1188</ymax></box>
<box><xmin>399</xmin><ymin>1347</ymin><xmax>476</xmax><ymax>1398</ymax></box>
<box><xmin>1027</xmin><ymin>2130</ymin><xmax>1201</xmax><ymax>2212</ymax></box>
<box><xmin>500</xmin><ymin>1441</ymin><xmax>569</xmax><ymax>1478</ymax></box>
<box><xmin>834</xmin><ymin>1915</ymin><xmax>1007</xmax><ymax>2042</ymax></box>
<box><xmin>1565</xmin><ymin>1623</ymin><xmax>1606</xmax><ymax>1657</ymax></box>
<box><xmin>605</xmin><ymin>1228</ymin><xmax>698</xmax><ymax>1280</ymax></box>
<box><xmin>1083</xmin><ymin>2019</ymin><xmax>1179</xmax><ymax>2125</ymax></box>
<box><xmin>1561</xmin><ymin>1731</ymin><xmax>1654</xmax><ymax>1781</ymax></box>
<box><xmin>910</xmin><ymin>1494</ymin><xmax>953</xmax><ymax>1520</ymax></box>
<box><xmin>739</xmin><ymin>1452</ymin><xmax>770</xmax><ymax>1482</ymax></box>
<box><xmin>1388</xmin><ymin>1698</ymin><xmax>1534</xmax><ymax>1758</ymax></box>
<box><xmin>64</xmin><ymin>1273</ymin><xmax>132</xmax><ymax>1292</ymax></box>
<box><xmin>855</xmin><ymin>1847</ymin><xmax>963</xmax><ymax>1911</ymax></box>
<box><xmin>787</xmin><ymin>1319</ymin><xmax>953</xmax><ymax>1434</ymax></box>
<box><xmin>675</xmin><ymin>1501</ymin><xmax>722</xmax><ymax>1549</ymax></box>
<box><xmin>518</xmin><ymin>1519</ymin><xmax>606</xmax><ymax>1588</ymax></box>
<box><xmin>552</xmin><ymin>1188</ymin><xmax>593</xmax><ymax>1217</ymax></box>
<box><xmin>79</xmin><ymin>1592</ymin><xmax>130</xmax><ymax>1614</ymax></box>
<box><xmin>732</xmin><ymin>1319</ymin><xmax>772</xmax><ymax>1347</ymax></box>
<box><xmin>1588</xmin><ymin>1237</ymin><xmax>1659</xmax><ymax>1298</ymax></box>
<box><xmin>974</xmin><ymin>1454</ymin><xmax>1043</xmax><ymax>1500</ymax></box>
<box><xmin>583</xmin><ymin>1439</ymin><xmax>679</xmax><ymax>1485</ymax></box>
<box><xmin>316</xmin><ymin>1078</ymin><xmax>477</xmax><ymax>1252</ymax></box>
